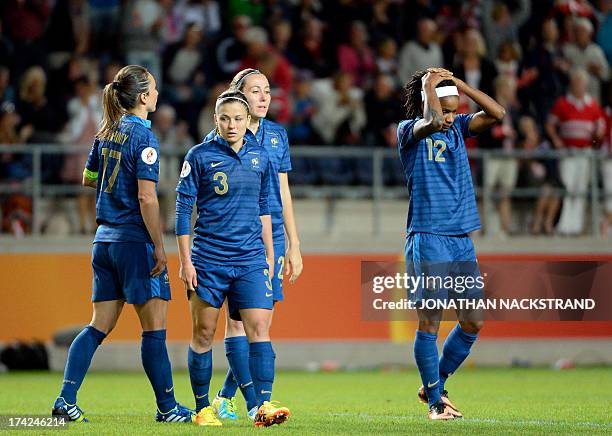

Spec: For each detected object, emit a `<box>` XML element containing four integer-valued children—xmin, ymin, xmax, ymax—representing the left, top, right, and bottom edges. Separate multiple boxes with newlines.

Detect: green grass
<box><xmin>1</xmin><ymin>368</ymin><xmax>611</xmax><ymax>435</ymax></box>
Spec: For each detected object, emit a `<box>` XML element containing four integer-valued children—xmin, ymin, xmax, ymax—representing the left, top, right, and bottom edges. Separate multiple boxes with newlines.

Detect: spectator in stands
<box><xmin>271</xmin><ymin>19</ymin><xmax>292</xmax><ymax>60</ymax></box>
<box><xmin>121</xmin><ymin>0</ymin><xmax>164</xmax><ymax>86</ymax></box>
<box><xmin>596</xmin><ymin>0</ymin><xmax>612</xmax><ymax>66</ymax></box>
<box><xmin>152</xmin><ymin>104</ymin><xmax>193</xmax><ymax>233</ymax></box>
<box><xmin>545</xmin><ymin>68</ymin><xmax>606</xmax><ymax>235</ymax></box>
<box><xmin>44</xmin><ymin>0</ymin><xmax>90</xmax><ymax>67</ymax></box>
<box><xmin>1</xmin><ymin>0</ymin><xmax>50</xmax><ymax>78</ymax></box>
<box><xmin>162</xmin><ymin>21</ymin><xmax>207</xmax><ymax>130</ymax></box>
<box><xmin>88</xmin><ymin>0</ymin><xmax>120</xmax><ymax>55</ymax></box>
<box><xmin>288</xmin><ymin>17</ymin><xmax>331</xmax><ymax>78</ymax></box>
<box><xmin>337</xmin><ymin>21</ymin><xmax>376</xmax><ymax>88</ymax></box>
<box><xmin>600</xmin><ymin>85</ymin><xmax>612</xmax><ymax>238</ymax></box>
<box><xmin>520</xmin><ymin>18</ymin><xmax>569</xmax><ymax>126</ymax></box>
<box><xmin>518</xmin><ymin>116</ymin><xmax>562</xmax><ymax>235</ymax></box>
<box><xmin>481</xmin><ymin>0</ymin><xmax>531</xmax><ymax>61</ymax></box>
<box><xmin>214</xmin><ymin>15</ymin><xmax>251</xmax><ymax>80</ymax></box>
<box><xmin>310</xmin><ymin>71</ymin><xmax>366</xmax><ymax>145</ymax></box>
<box><xmin>562</xmin><ymin>17</ymin><xmax>610</xmax><ymax>103</ymax></box>
<box><xmin>454</xmin><ymin>28</ymin><xmax>498</xmax><ymax>110</ymax></box>
<box><xmin>0</xmin><ymin>102</ymin><xmax>30</xmax><ymax>182</ymax></box>
<box><xmin>375</xmin><ymin>37</ymin><xmax>398</xmax><ymax>78</ymax></box>
<box><xmin>495</xmin><ymin>40</ymin><xmax>521</xmax><ymax>79</ymax></box>
<box><xmin>398</xmin><ymin>18</ymin><xmax>443</xmax><ymax>86</ymax></box>
<box><xmin>481</xmin><ymin>76</ymin><xmax>520</xmax><ymax>236</ymax></box>
<box><xmin>240</xmin><ymin>26</ymin><xmax>293</xmax><ymax>93</ymax></box>
<box><xmin>364</xmin><ymin>73</ymin><xmax>403</xmax><ymax>147</ymax></box>
<box><xmin>60</xmin><ymin>75</ymin><xmax>101</xmax><ymax>234</ymax></box>
<box><xmin>288</xmin><ymin>70</ymin><xmax>316</xmax><ymax>145</ymax></box>
<box><xmin>0</xmin><ymin>66</ymin><xmax>15</xmax><ymax>105</ymax></box>
<box><xmin>176</xmin><ymin>0</ymin><xmax>222</xmax><ymax>39</ymax></box>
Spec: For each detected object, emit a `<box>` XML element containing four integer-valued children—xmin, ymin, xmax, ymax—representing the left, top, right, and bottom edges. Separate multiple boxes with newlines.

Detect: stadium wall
<box><xmin>2</xmin><ymin>251</ymin><xmax>612</xmax><ymax>369</ymax></box>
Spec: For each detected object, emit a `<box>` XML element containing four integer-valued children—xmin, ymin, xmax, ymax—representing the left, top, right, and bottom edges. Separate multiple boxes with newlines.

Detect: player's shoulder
<box><xmin>397</xmin><ymin>118</ymin><xmax>419</xmax><ymax>139</ymax></box>
<box><xmin>185</xmin><ymin>140</ymin><xmax>210</xmax><ymax>161</ymax></box>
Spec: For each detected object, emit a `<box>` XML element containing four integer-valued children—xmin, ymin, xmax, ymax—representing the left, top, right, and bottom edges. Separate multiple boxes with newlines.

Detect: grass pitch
<box><xmin>1</xmin><ymin>368</ymin><xmax>611</xmax><ymax>435</ymax></box>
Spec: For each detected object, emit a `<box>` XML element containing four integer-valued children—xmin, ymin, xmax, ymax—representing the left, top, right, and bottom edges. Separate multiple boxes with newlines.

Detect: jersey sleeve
<box><xmin>397</xmin><ymin>119</ymin><xmax>418</xmax><ymax>149</ymax></box>
<box><xmin>259</xmin><ymin>156</ymin><xmax>271</xmax><ymax>216</ymax></box>
<box><xmin>455</xmin><ymin>113</ymin><xmax>477</xmax><ymax>138</ymax></box>
<box><xmin>279</xmin><ymin>129</ymin><xmax>292</xmax><ymax>172</ymax></box>
<box><xmin>83</xmin><ymin>138</ymin><xmax>100</xmax><ymax>180</ymax></box>
<box><xmin>176</xmin><ymin>148</ymin><xmax>200</xmax><ymax>197</ymax></box>
<box><xmin>136</xmin><ymin>130</ymin><xmax>160</xmax><ymax>182</ymax></box>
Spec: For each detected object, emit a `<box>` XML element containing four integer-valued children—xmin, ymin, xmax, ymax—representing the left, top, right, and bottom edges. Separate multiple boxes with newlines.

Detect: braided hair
<box><xmin>403</xmin><ymin>70</ymin><xmax>455</xmax><ymax>119</ymax></box>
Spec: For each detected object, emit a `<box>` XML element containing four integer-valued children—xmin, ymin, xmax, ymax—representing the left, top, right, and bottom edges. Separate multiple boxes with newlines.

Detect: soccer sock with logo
<box><xmin>188</xmin><ymin>347</ymin><xmax>213</xmax><ymax>412</ymax></box>
<box><xmin>59</xmin><ymin>325</ymin><xmax>106</xmax><ymax>404</ymax></box>
<box><xmin>249</xmin><ymin>341</ymin><xmax>275</xmax><ymax>405</ymax></box>
<box><xmin>222</xmin><ymin>336</ymin><xmax>257</xmax><ymax>410</ymax></box>
<box><xmin>414</xmin><ymin>330</ymin><xmax>441</xmax><ymax>407</ymax></box>
<box><xmin>438</xmin><ymin>323</ymin><xmax>478</xmax><ymax>393</ymax></box>
<box><xmin>141</xmin><ymin>329</ymin><xmax>176</xmax><ymax>413</ymax></box>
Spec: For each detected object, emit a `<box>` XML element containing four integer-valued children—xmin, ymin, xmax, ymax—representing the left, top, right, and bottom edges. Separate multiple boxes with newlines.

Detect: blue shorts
<box><xmin>192</xmin><ymin>261</ymin><xmax>273</xmax><ymax>320</ymax></box>
<box><xmin>404</xmin><ymin>233</ymin><xmax>483</xmax><ymax>303</ymax></box>
<box><xmin>92</xmin><ymin>242</ymin><xmax>171</xmax><ymax>305</ymax></box>
<box><xmin>271</xmin><ymin>239</ymin><xmax>285</xmax><ymax>302</ymax></box>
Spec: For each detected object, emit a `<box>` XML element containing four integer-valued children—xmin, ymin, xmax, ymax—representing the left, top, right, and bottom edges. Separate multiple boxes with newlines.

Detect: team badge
<box><xmin>271</xmin><ymin>137</ymin><xmax>278</xmax><ymax>145</ymax></box>
<box><xmin>180</xmin><ymin>161</ymin><xmax>191</xmax><ymax>177</ymax></box>
<box><xmin>251</xmin><ymin>157</ymin><xmax>259</xmax><ymax>168</ymax></box>
<box><xmin>141</xmin><ymin>147</ymin><xmax>158</xmax><ymax>164</ymax></box>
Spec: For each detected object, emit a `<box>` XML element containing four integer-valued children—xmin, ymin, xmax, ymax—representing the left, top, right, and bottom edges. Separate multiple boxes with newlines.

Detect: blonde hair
<box><xmin>97</xmin><ymin>65</ymin><xmax>151</xmax><ymax>138</ymax></box>
<box><xmin>465</xmin><ymin>29</ymin><xmax>487</xmax><ymax>58</ymax></box>
<box><xmin>19</xmin><ymin>66</ymin><xmax>46</xmax><ymax>102</ymax></box>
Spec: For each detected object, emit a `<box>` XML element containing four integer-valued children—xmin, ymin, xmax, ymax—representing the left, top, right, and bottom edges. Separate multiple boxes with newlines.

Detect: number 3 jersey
<box><xmin>175</xmin><ymin>134</ymin><xmax>272</xmax><ymax>266</ymax></box>
<box><xmin>85</xmin><ymin>115</ymin><xmax>160</xmax><ymax>243</ymax></box>
<box><xmin>397</xmin><ymin>113</ymin><xmax>481</xmax><ymax>236</ymax></box>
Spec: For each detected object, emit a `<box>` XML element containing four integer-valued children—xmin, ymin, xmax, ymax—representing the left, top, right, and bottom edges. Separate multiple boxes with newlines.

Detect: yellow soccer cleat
<box><xmin>253</xmin><ymin>401</ymin><xmax>291</xmax><ymax>427</ymax></box>
<box><xmin>194</xmin><ymin>406</ymin><xmax>223</xmax><ymax>426</ymax></box>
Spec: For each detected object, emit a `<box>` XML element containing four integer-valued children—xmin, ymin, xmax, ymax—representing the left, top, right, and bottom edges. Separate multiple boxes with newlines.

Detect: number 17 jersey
<box><xmin>85</xmin><ymin>115</ymin><xmax>160</xmax><ymax>243</ymax></box>
<box><xmin>397</xmin><ymin>113</ymin><xmax>480</xmax><ymax>236</ymax></box>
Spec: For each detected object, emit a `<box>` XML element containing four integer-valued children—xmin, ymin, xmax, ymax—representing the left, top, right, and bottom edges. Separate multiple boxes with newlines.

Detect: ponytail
<box><xmin>96</xmin><ymin>65</ymin><xmax>151</xmax><ymax>138</ymax></box>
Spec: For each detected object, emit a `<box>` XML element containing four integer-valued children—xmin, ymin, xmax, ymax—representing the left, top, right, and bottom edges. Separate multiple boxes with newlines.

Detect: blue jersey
<box><xmin>205</xmin><ymin>118</ymin><xmax>291</xmax><ymax>241</ymax></box>
<box><xmin>176</xmin><ymin>134</ymin><xmax>272</xmax><ymax>266</ymax></box>
<box><xmin>85</xmin><ymin>115</ymin><xmax>159</xmax><ymax>243</ymax></box>
<box><xmin>397</xmin><ymin>113</ymin><xmax>481</xmax><ymax>236</ymax></box>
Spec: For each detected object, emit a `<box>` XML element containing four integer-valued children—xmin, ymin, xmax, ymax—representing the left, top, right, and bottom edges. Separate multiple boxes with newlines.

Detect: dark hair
<box><xmin>215</xmin><ymin>89</ymin><xmax>250</xmax><ymax>114</ymax></box>
<box><xmin>229</xmin><ymin>68</ymin><xmax>262</xmax><ymax>92</ymax></box>
<box><xmin>403</xmin><ymin>70</ymin><xmax>455</xmax><ymax>119</ymax></box>
<box><xmin>96</xmin><ymin>65</ymin><xmax>151</xmax><ymax>138</ymax></box>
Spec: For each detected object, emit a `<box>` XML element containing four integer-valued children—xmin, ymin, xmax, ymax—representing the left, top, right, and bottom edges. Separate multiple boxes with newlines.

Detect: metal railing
<box><xmin>0</xmin><ymin>144</ymin><xmax>607</xmax><ymax>236</ymax></box>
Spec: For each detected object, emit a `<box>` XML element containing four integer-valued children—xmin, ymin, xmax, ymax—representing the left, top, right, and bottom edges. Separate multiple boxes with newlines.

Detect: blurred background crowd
<box><xmin>0</xmin><ymin>0</ymin><xmax>611</xmax><ymax>238</ymax></box>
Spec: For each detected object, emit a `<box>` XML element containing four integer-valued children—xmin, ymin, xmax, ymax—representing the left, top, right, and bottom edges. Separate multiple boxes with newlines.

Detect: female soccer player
<box><xmin>52</xmin><ymin>65</ymin><xmax>193</xmax><ymax>423</ymax></box>
<box><xmin>204</xmin><ymin>69</ymin><xmax>303</xmax><ymax>421</ymax></box>
<box><xmin>176</xmin><ymin>90</ymin><xmax>291</xmax><ymax>427</ymax></box>
<box><xmin>398</xmin><ymin>68</ymin><xmax>505</xmax><ymax>420</ymax></box>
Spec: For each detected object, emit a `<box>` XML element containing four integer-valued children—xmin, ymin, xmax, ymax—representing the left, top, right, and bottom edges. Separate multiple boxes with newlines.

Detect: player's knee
<box><xmin>226</xmin><ymin>318</ymin><xmax>245</xmax><ymax>336</ymax></box>
<box><xmin>417</xmin><ymin>320</ymin><xmax>440</xmax><ymax>335</ymax></box>
<box><xmin>192</xmin><ymin>323</ymin><xmax>215</xmax><ymax>350</ymax></box>
<box><xmin>460</xmin><ymin>320</ymin><xmax>484</xmax><ymax>334</ymax></box>
<box><xmin>245</xmin><ymin>318</ymin><xmax>270</xmax><ymax>342</ymax></box>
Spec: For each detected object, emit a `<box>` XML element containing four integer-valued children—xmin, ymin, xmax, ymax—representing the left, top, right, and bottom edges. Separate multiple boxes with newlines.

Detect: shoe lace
<box><xmin>226</xmin><ymin>397</ymin><xmax>237</xmax><ymax>414</ymax></box>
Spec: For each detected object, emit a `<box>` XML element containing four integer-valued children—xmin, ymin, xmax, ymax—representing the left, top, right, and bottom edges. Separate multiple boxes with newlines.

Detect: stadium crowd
<box><xmin>0</xmin><ymin>0</ymin><xmax>611</xmax><ymax>237</ymax></box>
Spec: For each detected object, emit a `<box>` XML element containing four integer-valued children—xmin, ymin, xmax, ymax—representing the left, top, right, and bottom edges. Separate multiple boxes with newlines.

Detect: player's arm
<box><xmin>412</xmin><ymin>71</ymin><xmax>452</xmax><ymax>141</ymax></box>
<box><xmin>138</xmin><ymin>179</ymin><xmax>166</xmax><ymax>277</ymax></box>
<box><xmin>453</xmin><ymin>77</ymin><xmax>506</xmax><ymax>133</ymax></box>
<box><xmin>176</xmin><ymin>153</ymin><xmax>199</xmax><ymax>291</ymax></box>
<box><xmin>82</xmin><ymin>139</ymin><xmax>100</xmax><ymax>189</ymax></box>
<box><xmin>279</xmin><ymin>172</ymin><xmax>303</xmax><ymax>284</ymax></box>
<box><xmin>260</xmin><ymin>159</ymin><xmax>274</xmax><ymax>277</ymax></box>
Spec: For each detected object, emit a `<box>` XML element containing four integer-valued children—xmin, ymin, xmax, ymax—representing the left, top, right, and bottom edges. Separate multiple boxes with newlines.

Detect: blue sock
<box><xmin>414</xmin><ymin>330</ymin><xmax>441</xmax><ymax>407</ymax></box>
<box><xmin>141</xmin><ymin>330</ymin><xmax>176</xmax><ymax>413</ymax></box>
<box><xmin>438</xmin><ymin>324</ymin><xmax>478</xmax><ymax>393</ymax></box>
<box><xmin>59</xmin><ymin>325</ymin><xmax>106</xmax><ymax>404</ymax></box>
<box><xmin>188</xmin><ymin>347</ymin><xmax>212</xmax><ymax>412</ymax></box>
<box><xmin>222</xmin><ymin>336</ymin><xmax>257</xmax><ymax>411</ymax></box>
<box><xmin>248</xmin><ymin>341</ymin><xmax>275</xmax><ymax>405</ymax></box>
